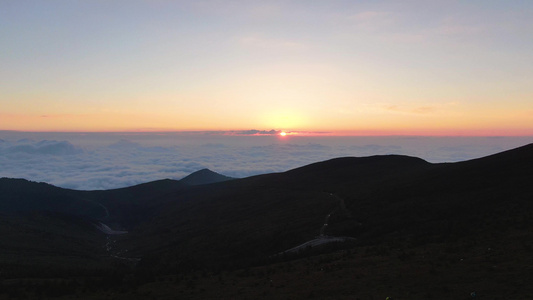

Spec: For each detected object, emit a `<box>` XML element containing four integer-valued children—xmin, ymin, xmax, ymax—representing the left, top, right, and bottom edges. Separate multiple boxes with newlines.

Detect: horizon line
<box><xmin>1</xmin><ymin>129</ymin><xmax>533</xmax><ymax>137</ymax></box>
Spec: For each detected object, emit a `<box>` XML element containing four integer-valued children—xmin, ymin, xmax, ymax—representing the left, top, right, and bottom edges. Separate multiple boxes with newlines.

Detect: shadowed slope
<box><xmin>0</xmin><ymin>178</ymin><xmax>108</xmax><ymax>219</ymax></box>
<box><xmin>114</xmin><ymin>145</ymin><xmax>533</xmax><ymax>273</ymax></box>
<box><xmin>1</xmin><ymin>144</ymin><xmax>533</xmax><ymax>299</ymax></box>
<box><xmin>114</xmin><ymin>155</ymin><xmax>442</xmax><ymax>271</ymax></box>
<box><xmin>180</xmin><ymin>168</ymin><xmax>234</xmax><ymax>186</ymax></box>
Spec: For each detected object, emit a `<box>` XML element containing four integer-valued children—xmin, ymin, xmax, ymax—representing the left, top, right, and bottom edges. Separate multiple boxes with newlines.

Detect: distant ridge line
<box><xmin>180</xmin><ymin>168</ymin><xmax>234</xmax><ymax>186</ymax></box>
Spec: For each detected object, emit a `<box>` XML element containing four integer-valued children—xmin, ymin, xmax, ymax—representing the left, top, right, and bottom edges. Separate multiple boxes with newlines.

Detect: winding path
<box><xmin>95</xmin><ymin>222</ymin><xmax>140</xmax><ymax>262</ymax></box>
<box><xmin>279</xmin><ymin>192</ymin><xmax>357</xmax><ymax>255</ymax></box>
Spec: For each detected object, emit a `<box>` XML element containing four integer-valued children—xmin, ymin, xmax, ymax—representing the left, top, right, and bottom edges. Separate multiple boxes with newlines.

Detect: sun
<box><xmin>280</xmin><ymin>131</ymin><xmax>287</xmax><ymax>136</ymax></box>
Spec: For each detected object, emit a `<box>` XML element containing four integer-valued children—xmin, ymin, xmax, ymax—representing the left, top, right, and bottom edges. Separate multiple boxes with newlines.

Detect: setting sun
<box><xmin>280</xmin><ymin>131</ymin><xmax>287</xmax><ymax>136</ymax></box>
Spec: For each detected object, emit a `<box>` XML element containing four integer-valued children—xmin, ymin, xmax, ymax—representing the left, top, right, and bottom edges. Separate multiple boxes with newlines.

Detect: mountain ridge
<box><xmin>180</xmin><ymin>168</ymin><xmax>234</xmax><ymax>185</ymax></box>
<box><xmin>1</xmin><ymin>143</ymin><xmax>533</xmax><ymax>298</ymax></box>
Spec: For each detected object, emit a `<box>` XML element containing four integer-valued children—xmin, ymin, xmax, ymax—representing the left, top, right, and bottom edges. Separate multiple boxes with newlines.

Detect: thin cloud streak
<box><xmin>238</xmin><ymin>36</ymin><xmax>307</xmax><ymax>51</ymax></box>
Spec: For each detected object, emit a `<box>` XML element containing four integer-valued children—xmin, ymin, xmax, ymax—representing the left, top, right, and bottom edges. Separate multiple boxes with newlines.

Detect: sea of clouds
<box><xmin>0</xmin><ymin>131</ymin><xmax>531</xmax><ymax>190</ymax></box>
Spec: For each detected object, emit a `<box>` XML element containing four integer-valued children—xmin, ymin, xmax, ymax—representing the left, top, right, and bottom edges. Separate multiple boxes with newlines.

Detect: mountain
<box><xmin>180</xmin><ymin>168</ymin><xmax>234</xmax><ymax>185</ymax></box>
<box><xmin>0</xmin><ymin>169</ymin><xmax>233</xmax><ymax>223</ymax></box>
<box><xmin>0</xmin><ymin>178</ymin><xmax>108</xmax><ymax>219</ymax></box>
<box><xmin>79</xmin><ymin>178</ymin><xmax>187</xmax><ymax>228</ymax></box>
<box><xmin>1</xmin><ymin>144</ymin><xmax>533</xmax><ymax>299</ymax></box>
<box><xmin>0</xmin><ymin>211</ymin><xmax>109</xmax><ymax>274</ymax></box>
<box><xmin>0</xmin><ymin>177</ymin><xmax>187</xmax><ymax>226</ymax></box>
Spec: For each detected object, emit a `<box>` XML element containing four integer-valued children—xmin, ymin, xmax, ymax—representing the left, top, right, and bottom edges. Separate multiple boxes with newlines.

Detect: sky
<box><xmin>1</xmin><ymin>0</ymin><xmax>533</xmax><ymax>134</ymax></box>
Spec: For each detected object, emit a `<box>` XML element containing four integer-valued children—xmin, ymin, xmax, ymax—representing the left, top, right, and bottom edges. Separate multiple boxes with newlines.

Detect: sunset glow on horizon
<box><xmin>1</xmin><ymin>1</ymin><xmax>533</xmax><ymax>136</ymax></box>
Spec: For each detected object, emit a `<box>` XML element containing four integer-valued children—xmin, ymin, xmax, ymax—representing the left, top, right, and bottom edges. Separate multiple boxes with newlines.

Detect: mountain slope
<box><xmin>114</xmin><ymin>144</ymin><xmax>533</xmax><ymax>272</ymax></box>
<box><xmin>79</xmin><ymin>178</ymin><xmax>187</xmax><ymax>228</ymax></box>
<box><xmin>180</xmin><ymin>168</ymin><xmax>234</xmax><ymax>185</ymax></box>
<box><xmin>1</xmin><ymin>144</ymin><xmax>533</xmax><ymax>299</ymax></box>
<box><xmin>0</xmin><ymin>178</ymin><xmax>108</xmax><ymax>219</ymax></box>
<box><xmin>0</xmin><ymin>169</ymin><xmax>235</xmax><ymax>227</ymax></box>
<box><xmin>0</xmin><ymin>210</ymin><xmax>116</xmax><ymax>288</ymax></box>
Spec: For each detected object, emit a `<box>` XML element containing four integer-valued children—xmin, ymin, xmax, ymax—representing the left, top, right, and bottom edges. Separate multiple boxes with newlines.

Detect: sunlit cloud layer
<box><xmin>1</xmin><ymin>132</ymin><xmax>530</xmax><ymax>190</ymax></box>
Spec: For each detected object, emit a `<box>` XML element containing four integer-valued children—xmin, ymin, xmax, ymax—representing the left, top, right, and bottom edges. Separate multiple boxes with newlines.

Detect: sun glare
<box><xmin>280</xmin><ymin>131</ymin><xmax>287</xmax><ymax>136</ymax></box>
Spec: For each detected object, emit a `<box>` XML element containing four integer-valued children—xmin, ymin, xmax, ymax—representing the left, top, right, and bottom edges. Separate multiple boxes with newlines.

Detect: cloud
<box><xmin>436</xmin><ymin>24</ymin><xmax>483</xmax><ymax>37</ymax></box>
<box><xmin>233</xmin><ymin>129</ymin><xmax>280</xmax><ymax>135</ymax></box>
<box><xmin>238</xmin><ymin>36</ymin><xmax>307</xmax><ymax>51</ymax></box>
<box><xmin>1</xmin><ymin>140</ymin><xmax>82</xmax><ymax>155</ymax></box>
<box><xmin>192</xmin><ymin>1</ymin><xmax>284</xmax><ymax>19</ymax></box>
<box><xmin>338</xmin><ymin>10</ymin><xmax>395</xmax><ymax>33</ymax></box>
<box><xmin>108</xmin><ymin>139</ymin><xmax>142</xmax><ymax>149</ymax></box>
<box><xmin>198</xmin><ymin>130</ymin><xmax>282</xmax><ymax>136</ymax></box>
<box><xmin>0</xmin><ymin>133</ymin><xmax>530</xmax><ymax>190</ymax></box>
<box><xmin>384</xmin><ymin>105</ymin><xmax>437</xmax><ymax>115</ymax></box>
<box><xmin>198</xmin><ymin>130</ymin><xmax>330</xmax><ymax>136</ymax></box>
<box><xmin>344</xmin><ymin>144</ymin><xmax>403</xmax><ymax>156</ymax></box>
<box><xmin>350</xmin><ymin>11</ymin><xmax>392</xmax><ymax>25</ymax></box>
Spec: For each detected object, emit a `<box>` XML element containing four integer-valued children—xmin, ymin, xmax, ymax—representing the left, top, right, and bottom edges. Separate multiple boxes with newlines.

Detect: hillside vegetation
<box><xmin>1</xmin><ymin>144</ymin><xmax>533</xmax><ymax>299</ymax></box>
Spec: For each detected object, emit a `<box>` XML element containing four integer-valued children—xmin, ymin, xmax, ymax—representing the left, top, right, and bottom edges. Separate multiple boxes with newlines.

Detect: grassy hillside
<box><xmin>1</xmin><ymin>144</ymin><xmax>533</xmax><ymax>299</ymax></box>
<box><xmin>0</xmin><ymin>178</ymin><xmax>108</xmax><ymax>219</ymax></box>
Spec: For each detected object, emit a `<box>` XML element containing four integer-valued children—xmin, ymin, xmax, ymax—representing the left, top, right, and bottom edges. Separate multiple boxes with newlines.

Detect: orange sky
<box><xmin>1</xmin><ymin>1</ymin><xmax>533</xmax><ymax>135</ymax></box>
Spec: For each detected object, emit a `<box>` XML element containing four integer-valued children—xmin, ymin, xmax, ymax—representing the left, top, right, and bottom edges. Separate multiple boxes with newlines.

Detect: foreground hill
<box><xmin>1</xmin><ymin>144</ymin><xmax>533</xmax><ymax>299</ymax></box>
<box><xmin>0</xmin><ymin>178</ymin><xmax>108</xmax><ymax>219</ymax></box>
<box><xmin>0</xmin><ymin>168</ymin><xmax>232</xmax><ymax>227</ymax></box>
<box><xmin>118</xmin><ymin>155</ymin><xmax>434</xmax><ymax>271</ymax></box>
<box><xmin>0</xmin><ymin>211</ymin><xmax>108</xmax><ymax>275</ymax></box>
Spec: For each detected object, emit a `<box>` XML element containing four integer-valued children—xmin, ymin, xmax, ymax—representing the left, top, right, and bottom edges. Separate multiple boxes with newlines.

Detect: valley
<box><xmin>1</xmin><ymin>144</ymin><xmax>533</xmax><ymax>299</ymax></box>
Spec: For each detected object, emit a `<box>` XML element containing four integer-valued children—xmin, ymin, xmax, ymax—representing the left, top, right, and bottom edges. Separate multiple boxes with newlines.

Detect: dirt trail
<box><xmin>95</xmin><ymin>223</ymin><xmax>140</xmax><ymax>262</ymax></box>
<box><xmin>280</xmin><ymin>192</ymin><xmax>357</xmax><ymax>255</ymax></box>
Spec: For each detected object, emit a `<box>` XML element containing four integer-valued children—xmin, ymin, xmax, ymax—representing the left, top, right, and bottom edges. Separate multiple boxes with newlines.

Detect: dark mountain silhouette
<box><xmin>0</xmin><ymin>178</ymin><xmax>107</xmax><ymax>219</ymax></box>
<box><xmin>78</xmin><ymin>178</ymin><xmax>187</xmax><ymax>228</ymax></box>
<box><xmin>0</xmin><ymin>168</ymin><xmax>232</xmax><ymax>228</ymax></box>
<box><xmin>1</xmin><ymin>144</ymin><xmax>533</xmax><ymax>299</ymax></box>
<box><xmin>0</xmin><ymin>211</ymin><xmax>109</xmax><ymax>276</ymax></box>
<box><xmin>180</xmin><ymin>168</ymin><xmax>234</xmax><ymax>185</ymax></box>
